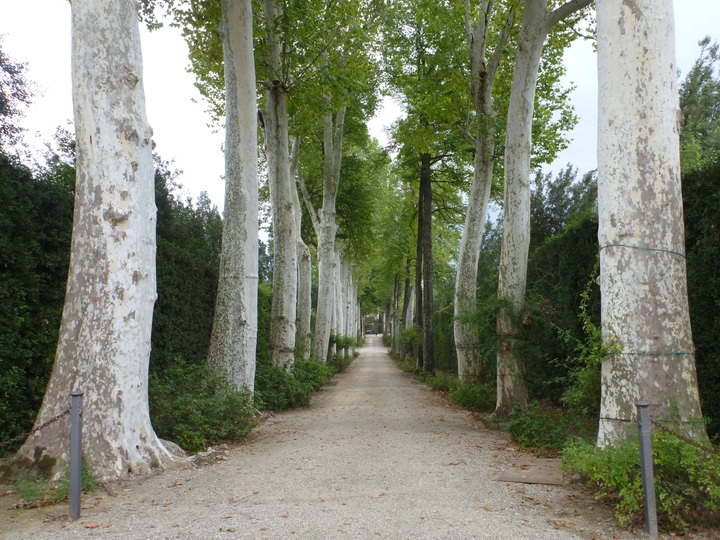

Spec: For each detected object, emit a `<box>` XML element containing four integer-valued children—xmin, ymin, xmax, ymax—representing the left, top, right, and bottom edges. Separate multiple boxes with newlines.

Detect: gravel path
<box><xmin>3</xmin><ymin>336</ymin><xmax>649</xmax><ymax>539</ymax></box>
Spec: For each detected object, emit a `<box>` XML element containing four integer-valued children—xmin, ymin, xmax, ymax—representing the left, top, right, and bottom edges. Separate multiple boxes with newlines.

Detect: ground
<box><xmin>0</xmin><ymin>336</ymin><xmax>692</xmax><ymax>539</ymax></box>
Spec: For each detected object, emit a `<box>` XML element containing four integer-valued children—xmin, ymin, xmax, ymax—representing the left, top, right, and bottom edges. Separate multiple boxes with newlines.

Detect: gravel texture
<box><xmin>3</xmin><ymin>336</ymin><xmax>654</xmax><ymax>539</ymax></box>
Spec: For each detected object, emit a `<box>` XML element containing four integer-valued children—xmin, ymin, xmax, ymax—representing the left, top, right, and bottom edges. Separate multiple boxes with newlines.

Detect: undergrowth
<box><xmin>149</xmin><ymin>358</ymin><xmax>258</xmax><ymax>454</ymax></box>
<box><xmin>13</xmin><ymin>461</ymin><xmax>95</xmax><ymax>506</ymax></box>
<box><xmin>506</xmin><ymin>401</ymin><xmax>595</xmax><ymax>456</ymax></box>
<box><xmin>563</xmin><ymin>431</ymin><xmax>720</xmax><ymax>531</ymax></box>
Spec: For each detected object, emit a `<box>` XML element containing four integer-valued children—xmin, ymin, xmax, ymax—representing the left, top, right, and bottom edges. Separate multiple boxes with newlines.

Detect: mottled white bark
<box><xmin>334</xmin><ymin>249</ymin><xmax>346</xmax><ymax>357</ymax></box>
<box><xmin>596</xmin><ymin>0</ymin><xmax>704</xmax><ymax>445</ymax></box>
<box><xmin>311</xmin><ymin>109</ymin><xmax>346</xmax><ymax>362</ymax></box>
<box><xmin>262</xmin><ymin>0</ymin><xmax>297</xmax><ymax>371</ymax></box>
<box><xmin>496</xmin><ymin>0</ymin><xmax>591</xmax><ymax>415</ymax></box>
<box><xmin>17</xmin><ymin>0</ymin><xmax>176</xmax><ymax>480</ymax></box>
<box><xmin>291</xmin><ymin>139</ymin><xmax>312</xmax><ymax>361</ymax></box>
<box><xmin>207</xmin><ymin>0</ymin><xmax>258</xmax><ymax>392</ymax></box>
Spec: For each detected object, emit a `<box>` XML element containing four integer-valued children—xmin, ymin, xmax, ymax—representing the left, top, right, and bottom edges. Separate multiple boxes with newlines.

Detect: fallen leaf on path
<box><xmin>219</xmin><ymin>526</ymin><xmax>236</xmax><ymax>532</ymax></box>
<box><xmin>82</xmin><ymin>522</ymin><xmax>99</xmax><ymax>529</ymax></box>
<box><xmin>280</xmin><ymin>513</ymin><xmax>289</xmax><ymax>519</ymax></box>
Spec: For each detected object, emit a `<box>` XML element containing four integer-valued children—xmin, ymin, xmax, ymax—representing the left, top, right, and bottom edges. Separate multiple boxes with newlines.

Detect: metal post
<box><xmin>70</xmin><ymin>390</ymin><xmax>83</xmax><ymax>520</ymax></box>
<box><xmin>637</xmin><ymin>401</ymin><xmax>658</xmax><ymax>538</ymax></box>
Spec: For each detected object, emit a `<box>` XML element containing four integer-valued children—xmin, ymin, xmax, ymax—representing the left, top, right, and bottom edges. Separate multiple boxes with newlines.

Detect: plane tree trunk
<box><xmin>207</xmin><ymin>0</ymin><xmax>259</xmax><ymax>391</ymax></box>
<box><xmin>16</xmin><ymin>0</ymin><xmax>176</xmax><ymax>480</ymax></box>
<box><xmin>596</xmin><ymin>0</ymin><xmax>705</xmax><ymax>445</ymax></box>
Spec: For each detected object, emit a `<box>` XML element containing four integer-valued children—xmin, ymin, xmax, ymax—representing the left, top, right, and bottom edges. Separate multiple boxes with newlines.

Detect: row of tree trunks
<box><xmin>311</xmin><ymin>109</ymin><xmax>346</xmax><ymax>362</ymax></box>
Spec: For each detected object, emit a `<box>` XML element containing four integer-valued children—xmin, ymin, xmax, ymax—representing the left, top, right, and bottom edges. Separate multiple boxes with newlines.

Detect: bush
<box><xmin>13</xmin><ymin>461</ymin><xmax>96</xmax><ymax>505</ymax></box>
<box><xmin>149</xmin><ymin>358</ymin><xmax>258</xmax><ymax>454</ymax></box>
<box><xmin>563</xmin><ymin>432</ymin><xmax>720</xmax><ymax>531</ymax></box>
<box><xmin>294</xmin><ymin>359</ymin><xmax>336</xmax><ymax>392</ymax></box>
<box><xmin>507</xmin><ymin>402</ymin><xmax>595</xmax><ymax>456</ymax></box>
<box><xmin>450</xmin><ymin>383</ymin><xmax>495</xmax><ymax>412</ymax></box>
<box><xmin>422</xmin><ymin>372</ymin><xmax>460</xmax><ymax>393</ymax></box>
<box><xmin>253</xmin><ymin>360</ymin><xmax>310</xmax><ymax>411</ymax></box>
<box><xmin>255</xmin><ymin>358</ymin><xmax>340</xmax><ymax>412</ymax></box>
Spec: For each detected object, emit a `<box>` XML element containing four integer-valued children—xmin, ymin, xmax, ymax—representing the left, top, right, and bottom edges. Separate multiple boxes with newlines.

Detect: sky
<box><xmin>1</xmin><ymin>2</ymin><xmax>719</xmax><ymax>213</ymax></box>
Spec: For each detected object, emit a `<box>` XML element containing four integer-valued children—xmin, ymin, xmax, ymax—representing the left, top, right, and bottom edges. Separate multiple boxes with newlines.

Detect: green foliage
<box><xmin>449</xmin><ymin>383</ymin><xmax>495</xmax><ymax>413</ymax></box>
<box><xmin>554</xmin><ymin>264</ymin><xmax>617</xmax><ymax>418</ymax></box>
<box><xmin>421</xmin><ymin>372</ymin><xmax>460</xmax><ymax>393</ymax></box>
<box><xmin>151</xmin><ymin>160</ymin><xmax>222</xmax><ymax>372</ymax></box>
<box><xmin>0</xmin><ymin>153</ymin><xmax>73</xmax><ymax>455</ymax></box>
<box><xmin>149</xmin><ymin>358</ymin><xmax>258</xmax><ymax>454</ymax></box>
<box><xmin>13</xmin><ymin>461</ymin><xmax>96</xmax><ymax>505</ymax></box>
<box><xmin>0</xmin><ymin>37</ymin><xmax>33</xmax><ymax>152</ymax></box>
<box><xmin>293</xmin><ymin>359</ymin><xmax>336</xmax><ymax>392</ymax></box>
<box><xmin>254</xmin><ymin>358</ymin><xmax>340</xmax><ymax>412</ymax></box>
<box><xmin>254</xmin><ymin>359</ymin><xmax>311</xmax><ymax>411</ymax></box>
<box><xmin>416</xmin><ymin>370</ymin><xmax>494</xmax><ymax>412</ymax></box>
<box><xmin>524</xmin><ymin>211</ymin><xmax>600</xmax><ymax>404</ymax></box>
<box><xmin>507</xmin><ymin>402</ymin><xmax>595</xmax><ymax>456</ymax></box>
<box><xmin>563</xmin><ymin>433</ymin><xmax>720</xmax><ymax>530</ymax></box>
<box><xmin>684</xmin><ymin>156</ymin><xmax>720</xmax><ymax>440</ymax></box>
<box><xmin>680</xmin><ymin>37</ymin><xmax>720</xmax><ymax>174</ymax></box>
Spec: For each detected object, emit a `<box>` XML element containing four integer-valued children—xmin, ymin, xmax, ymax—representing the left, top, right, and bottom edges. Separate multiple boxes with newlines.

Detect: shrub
<box><xmin>255</xmin><ymin>358</ymin><xmax>340</xmax><ymax>412</ymax></box>
<box><xmin>507</xmin><ymin>402</ymin><xmax>595</xmax><ymax>456</ymax></box>
<box><xmin>422</xmin><ymin>372</ymin><xmax>460</xmax><ymax>393</ymax></box>
<box><xmin>13</xmin><ymin>461</ymin><xmax>95</xmax><ymax>505</ymax></box>
<box><xmin>149</xmin><ymin>358</ymin><xmax>258</xmax><ymax>454</ymax></box>
<box><xmin>562</xmin><ymin>432</ymin><xmax>720</xmax><ymax>531</ymax></box>
<box><xmin>294</xmin><ymin>359</ymin><xmax>336</xmax><ymax>392</ymax></box>
<box><xmin>253</xmin><ymin>359</ymin><xmax>309</xmax><ymax>411</ymax></box>
<box><xmin>450</xmin><ymin>383</ymin><xmax>495</xmax><ymax>412</ymax></box>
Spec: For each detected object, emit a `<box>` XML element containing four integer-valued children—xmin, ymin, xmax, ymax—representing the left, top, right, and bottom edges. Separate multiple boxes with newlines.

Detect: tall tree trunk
<box><xmin>391</xmin><ymin>274</ymin><xmax>400</xmax><ymax>356</ymax></box>
<box><xmin>455</xmin><ymin>145</ymin><xmax>493</xmax><ymax>380</ymax></box>
<box><xmin>495</xmin><ymin>0</ymin><xmax>592</xmax><ymax>416</ymax></box>
<box><xmin>291</xmin><ymin>139</ymin><xmax>312</xmax><ymax>360</ymax></box>
<box><xmin>17</xmin><ymin>0</ymin><xmax>175</xmax><ymax>480</ymax></box>
<box><xmin>207</xmin><ymin>0</ymin><xmax>258</xmax><ymax>391</ymax></box>
<box><xmin>420</xmin><ymin>153</ymin><xmax>435</xmax><ymax>373</ymax></box>
<box><xmin>262</xmin><ymin>0</ymin><xmax>296</xmax><ymax>371</ymax></box>
<box><xmin>264</xmin><ymin>84</ymin><xmax>297</xmax><ymax>371</ymax></box>
<box><xmin>414</xmin><ymin>185</ymin><xmax>424</xmax><ymax>370</ymax></box>
<box><xmin>596</xmin><ymin>0</ymin><xmax>705</xmax><ymax>445</ymax></box>
<box><xmin>311</xmin><ymin>108</ymin><xmax>347</xmax><ymax>362</ymax></box>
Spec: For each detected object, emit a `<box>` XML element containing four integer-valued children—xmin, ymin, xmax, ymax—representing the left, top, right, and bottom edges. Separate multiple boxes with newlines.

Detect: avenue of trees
<box><xmin>1</xmin><ymin>0</ymin><xmax>719</xmax><ymax>492</ymax></box>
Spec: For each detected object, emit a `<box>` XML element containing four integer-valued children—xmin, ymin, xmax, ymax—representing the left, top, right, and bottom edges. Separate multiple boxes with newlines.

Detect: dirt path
<box><xmin>2</xmin><ymin>336</ymin><xmax>646</xmax><ymax>539</ymax></box>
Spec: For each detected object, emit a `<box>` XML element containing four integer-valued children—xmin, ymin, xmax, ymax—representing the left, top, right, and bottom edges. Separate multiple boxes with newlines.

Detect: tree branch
<box><xmin>548</xmin><ymin>0</ymin><xmax>593</xmax><ymax>29</ymax></box>
<box><xmin>298</xmin><ymin>171</ymin><xmax>319</xmax><ymax>233</ymax></box>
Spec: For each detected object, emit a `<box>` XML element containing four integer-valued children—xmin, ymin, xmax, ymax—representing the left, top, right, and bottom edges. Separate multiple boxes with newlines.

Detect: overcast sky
<box><xmin>2</xmin><ymin>2</ymin><xmax>719</xmax><ymax>212</ymax></box>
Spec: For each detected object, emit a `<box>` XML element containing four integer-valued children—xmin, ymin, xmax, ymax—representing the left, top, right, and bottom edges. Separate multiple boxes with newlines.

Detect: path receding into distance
<box><xmin>3</xmin><ymin>335</ymin><xmax>643</xmax><ymax>540</ymax></box>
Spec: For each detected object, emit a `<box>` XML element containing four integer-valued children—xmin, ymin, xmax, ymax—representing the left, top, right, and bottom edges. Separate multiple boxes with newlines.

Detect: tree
<box><xmin>679</xmin><ymin>37</ymin><xmax>720</xmax><ymax>174</ymax></box>
<box><xmin>382</xmin><ymin>0</ymin><xmax>472</xmax><ymax>372</ymax></box>
<box><xmin>260</xmin><ymin>0</ymin><xmax>298</xmax><ymax>371</ymax></box>
<box><xmin>311</xmin><ymin>106</ymin><xmax>347</xmax><ymax>362</ymax></box>
<box><xmin>16</xmin><ymin>0</ymin><xmax>176</xmax><ymax>479</ymax></box>
<box><xmin>596</xmin><ymin>0</ymin><xmax>704</xmax><ymax>445</ymax></box>
<box><xmin>454</xmin><ymin>0</ymin><xmax>517</xmax><ymax>381</ymax></box>
<box><xmin>0</xmin><ymin>37</ymin><xmax>33</xmax><ymax>153</ymax></box>
<box><xmin>206</xmin><ymin>0</ymin><xmax>259</xmax><ymax>391</ymax></box>
<box><xmin>495</xmin><ymin>0</ymin><xmax>591</xmax><ymax>415</ymax></box>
